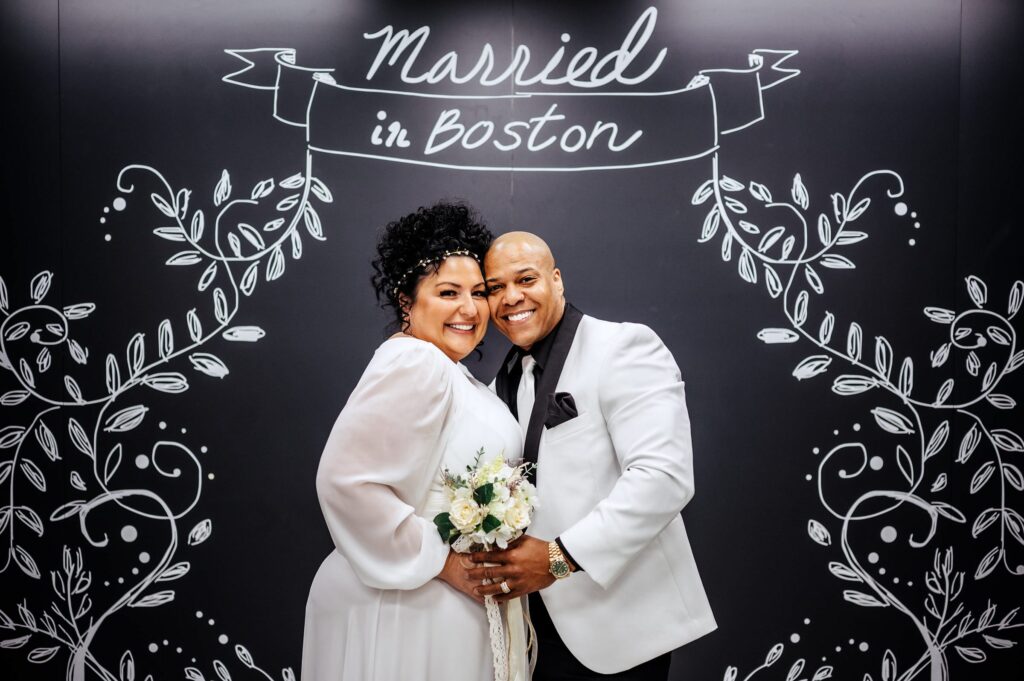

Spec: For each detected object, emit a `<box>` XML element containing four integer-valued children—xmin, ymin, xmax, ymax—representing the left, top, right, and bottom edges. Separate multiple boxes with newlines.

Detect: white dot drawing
<box><xmin>894</xmin><ymin>202</ymin><xmax>908</xmax><ymax>216</ymax></box>
<box><xmin>112</xmin><ymin>197</ymin><xmax>127</xmax><ymax>211</ymax></box>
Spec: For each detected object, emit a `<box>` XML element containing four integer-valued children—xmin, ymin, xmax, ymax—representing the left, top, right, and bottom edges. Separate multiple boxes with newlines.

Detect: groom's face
<box><xmin>485</xmin><ymin>238</ymin><xmax>565</xmax><ymax>350</ymax></box>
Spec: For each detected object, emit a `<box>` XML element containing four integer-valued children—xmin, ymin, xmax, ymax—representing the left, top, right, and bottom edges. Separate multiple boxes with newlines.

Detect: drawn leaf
<box><xmin>28</xmin><ymin>646</ymin><xmax>60</xmax><ymax>663</ymax></box>
<box><xmin>817</xmin><ymin>214</ymin><xmax>831</xmax><ymax>245</ymax></box>
<box><xmin>819</xmin><ymin>312</ymin><xmax>835</xmax><ymax>344</ymax></box>
<box><xmin>793</xmin><ymin>355</ymin><xmax>831</xmax><ymax>380</ymax></box>
<box><xmin>1003</xmin><ymin>463</ymin><xmax>1024</xmax><ymax>491</ymax></box>
<box><xmin>51</xmin><ymin>500</ymin><xmax>85</xmax><ymax>522</ymax></box>
<box><xmin>198</xmin><ymin>262</ymin><xmax>218</xmax><ymax>292</ymax></box>
<box><xmin>222</xmin><ymin>326</ymin><xmax>266</xmax><ymax>342</ymax></box>
<box><xmin>68</xmin><ymin>419</ymin><xmax>93</xmax><ymax>458</ymax></box>
<box><xmin>63</xmin><ymin>302</ymin><xmax>95</xmax><ymax>320</ymax></box>
<box><xmin>976</xmin><ymin>546</ymin><xmax>1002</xmax><ymax>579</ymax></box>
<box><xmin>190</xmin><ymin>353</ymin><xmax>229</xmax><ymax>379</ymax></box>
<box><xmin>971</xmin><ymin>462</ymin><xmax>996</xmax><ymax>494</ymax></box>
<box><xmin>719</xmin><ymin>175</ymin><xmax>744</xmax><ymax>192</ymax></box>
<box><xmin>187</xmin><ymin>309</ymin><xmax>203</xmax><ymax>342</ymax></box>
<box><xmin>120</xmin><ymin>650</ymin><xmax>135</xmax><ymax>681</ymax></box>
<box><xmin>310</xmin><ymin>177</ymin><xmax>333</xmax><ymax>203</ymax></box>
<box><xmin>764</xmin><ymin>265</ymin><xmax>782</xmax><ymax>298</ymax></box>
<box><xmin>158</xmin><ymin>319</ymin><xmax>174</xmax><ymax>359</ymax></box>
<box><xmin>263</xmin><ymin>217</ymin><xmax>286</xmax><ymax>232</ymax></box>
<box><xmin>738</xmin><ymin>249</ymin><xmax>757</xmax><ymax>284</ymax></box>
<box><xmin>812</xmin><ymin>666</ymin><xmax>833</xmax><ymax>681</ymax></box>
<box><xmin>791</xmin><ymin>173</ymin><xmax>809</xmax><ymax>209</ymax></box>
<box><xmin>925</xmin><ymin>421</ymin><xmax>949</xmax><ymax>459</ymax></box>
<box><xmin>188</xmin><ymin>519</ymin><xmax>213</xmax><ymax>545</ymax></box>
<box><xmin>20</xmin><ymin>459</ymin><xmax>46</xmax><ymax>491</ymax></box>
<box><xmin>794</xmin><ymin>291</ymin><xmax>809</xmax><ymax>327</ymax></box>
<box><xmin>781</xmin><ymin>235</ymin><xmax>796</xmax><ymax>259</ymax></box>
<box><xmin>227</xmin><ymin>233</ymin><xmax>243</xmax><ymax>258</ymax></box>
<box><xmin>983</xmin><ymin>634</ymin><xmax>1016</xmax><ymax>649</ymax></box>
<box><xmin>277</xmin><ymin>193</ymin><xmax>301</xmax><ymax>212</ymax></box>
<box><xmin>986</xmin><ymin>326</ymin><xmax>1011</xmax><ymax>346</ymax></box>
<box><xmin>299</xmin><ymin>203</ymin><xmax>326</xmax><ymax>242</ymax></box>
<box><xmin>213</xmin><ymin>288</ymin><xmax>228</xmax><ymax>324</ymax></box>
<box><xmin>738</xmin><ymin>220</ymin><xmax>760</xmax><ymax>235</ymax></box>
<box><xmin>235</xmin><ymin>644</ymin><xmax>255</xmax><ymax>668</ymax></box>
<box><xmin>185</xmin><ymin>667</ymin><xmax>206</xmax><ymax>681</ymax></box>
<box><xmin>896</xmin><ymin>446</ymin><xmax>913</xmax><ymax>485</ymax></box>
<box><xmin>30</xmin><ymin>271</ymin><xmax>54</xmax><ymax>303</ymax></box>
<box><xmin>214</xmin><ymin>659</ymin><xmax>231</xmax><ymax>681</ymax></box>
<box><xmin>691</xmin><ymin>179</ymin><xmax>714</xmax><ymax>205</ymax></box>
<box><xmin>0</xmin><ymin>426</ymin><xmax>26</xmax><ymax>449</ymax></box>
<box><xmin>0</xmin><ymin>634</ymin><xmax>31</xmax><ymax>649</ymax></box>
<box><xmin>807</xmin><ymin>519</ymin><xmax>831</xmax><ymax>546</ymax></box>
<box><xmin>749</xmin><ymin>181</ymin><xmax>772</xmax><ymax>202</ymax></box>
<box><xmin>104</xmin><ymin>405</ymin><xmax>148</xmax><ymax>433</ymax></box>
<box><xmin>13</xmin><ymin>546</ymin><xmax>40</xmax><ymax>579</ymax></box>
<box><xmin>786</xmin><ymin>658</ymin><xmax>805</xmax><ymax>681</ymax></box>
<box><xmin>831</xmin><ymin>193</ymin><xmax>846</xmax><ymax>222</ymax></box>
<box><xmin>935</xmin><ymin>378</ymin><xmax>954</xmax><ymax>405</ymax></box>
<box><xmin>291</xmin><ymin>231</ymin><xmax>303</xmax><ymax>260</ymax></box>
<box><xmin>871</xmin><ymin>408</ymin><xmax>914</xmax><ymax>435</ymax></box>
<box><xmin>103</xmin><ymin>444</ymin><xmax>123</xmax><ymax>485</ymax></box>
<box><xmin>15</xmin><ymin>508</ymin><xmax>44</xmax><ymax>536</ymax></box>
<box><xmin>874</xmin><ymin>336</ymin><xmax>893</xmax><ymax>378</ymax></box>
<box><xmin>820</xmin><ymin>254</ymin><xmax>856</xmax><ymax>270</ymax></box>
<box><xmin>847</xmin><ymin>323</ymin><xmax>862</xmax><ymax>361</ymax></box>
<box><xmin>758</xmin><ymin>226</ymin><xmax>785</xmax><ymax>253</ymax></box>
<box><xmin>127</xmin><ymin>332</ymin><xmax>145</xmax><ymax>375</ymax></box>
<box><xmin>214</xmin><ymin>170</ymin><xmax>231</xmax><ymax>206</ymax></box>
<box><xmin>238</xmin><ymin>224</ymin><xmax>265</xmax><ymax>250</ymax></box>
<box><xmin>958</xmin><ymin>424</ymin><xmax>981</xmax><ymax>463</ymax></box>
<box><xmin>240</xmin><ymin>262</ymin><xmax>259</xmax><ymax>297</ymax></box>
<box><xmin>898</xmin><ymin>357</ymin><xmax>913</xmax><ymax>394</ymax></box>
<box><xmin>844</xmin><ymin>197</ymin><xmax>870</xmax><ymax>221</ymax></box>
<box><xmin>881</xmin><ymin>649</ymin><xmax>896</xmax><ymax>681</ymax></box>
<box><xmin>805</xmin><ymin>265</ymin><xmax>823</xmax><ymax>294</ymax></box>
<box><xmin>190</xmin><ymin>209</ymin><xmax>205</xmax><ymax>242</ymax></box>
<box><xmin>992</xmin><ymin>429</ymin><xmax>1024</xmax><ymax>452</ymax></box>
<box><xmin>1009</xmin><ymin>280</ymin><xmax>1023</xmax><ymax>318</ymax></box>
<box><xmin>721</xmin><ymin>232</ymin><xmax>733</xmax><ymax>262</ymax></box>
<box><xmin>143</xmin><ymin>372</ymin><xmax>189</xmax><ymax>394</ymax></box>
<box><xmin>251</xmin><ymin>177</ymin><xmax>275</xmax><ymax>200</ymax></box>
<box><xmin>930</xmin><ymin>473</ymin><xmax>947</xmax><ymax>493</ymax></box>
<box><xmin>965</xmin><ymin>275</ymin><xmax>987</xmax><ymax>308</ymax></box>
<box><xmin>954</xmin><ymin>646</ymin><xmax>986</xmax><ymax>663</ymax></box>
<box><xmin>757</xmin><ymin>328</ymin><xmax>799</xmax><ymax>344</ymax></box>
<box><xmin>844</xmin><ymin>590</ymin><xmax>886</xmax><ymax>607</ymax></box>
<box><xmin>764</xmin><ymin>643</ymin><xmax>784</xmax><ymax>667</ymax></box>
<box><xmin>699</xmin><ymin>207</ymin><xmax>721</xmax><ymax>243</ymax></box>
<box><xmin>932</xmin><ymin>501</ymin><xmax>966</xmax><ymax>523</ymax></box>
<box><xmin>828</xmin><ymin>561</ymin><xmax>862</xmax><ymax>582</ymax></box>
<box><xmin>724</xmin><ymin>196</ymin><xmax>747</xmax><ymax>214</ymax></box>
<box><xmin>153</xmin><ymin>227</ymin><xmax>186</xmax><ymax>242</ymax></box>
<box><xmin>832</xmin><ymin>375</ymin><xmax>877</xmax><ymax>395</ymax></box>
<box><xmin>157</xmin><ymin>561</ymin><xmax>191</xmax><ymax>582</ymax></box>
<box><xmin>130</xmin><ymin>591</ymin><xmax>175</xmax><ymax>608</ymax></box>
<box><xmin>267</xmin><ymin>246</ymin><xmax>286</xmax><ymax>281</ymax></box>
<box><xmin>0</xmin><ymin>391</ymin><xmax>29</xmax><ymax>406</ymax></box>
<box><xmin>0</xmin><ymin>276</ymin><xmax>6</xmax><ymax>311</ymax></box>
<box><xmin>166</xmin><ymin>251</ymin><xmax>203</xmax><ymax>267</ymax></box>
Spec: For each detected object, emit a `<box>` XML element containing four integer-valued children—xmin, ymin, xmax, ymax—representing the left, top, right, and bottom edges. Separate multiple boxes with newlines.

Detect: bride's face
<box><xmin>405</xmin><ymin>256</ymin><xmax>488</xmax><ymax>362</ymax></box>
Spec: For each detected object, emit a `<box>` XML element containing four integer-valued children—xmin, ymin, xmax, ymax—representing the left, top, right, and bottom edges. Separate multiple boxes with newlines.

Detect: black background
<box><xmin>2</xmin><ymin>1</ymin><xmax>1022</xmax><ymax>679</ymax></box>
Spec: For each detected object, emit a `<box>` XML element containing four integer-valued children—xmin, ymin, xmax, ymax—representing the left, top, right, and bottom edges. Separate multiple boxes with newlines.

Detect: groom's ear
<box><xmin>552</xmin><ymin>267</ymin><xmax>564</xmax><ymax>297</ymax></box>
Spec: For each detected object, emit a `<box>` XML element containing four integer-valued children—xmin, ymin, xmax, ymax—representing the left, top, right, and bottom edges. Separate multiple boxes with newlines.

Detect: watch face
<box><xmin>551</xmin><ymin>561</ymin><xmax>570</xmax><ymax>578</ymax></box>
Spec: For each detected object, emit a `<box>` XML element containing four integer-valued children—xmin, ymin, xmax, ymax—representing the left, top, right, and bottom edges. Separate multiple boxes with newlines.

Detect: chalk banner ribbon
<box><xmin>223</xmin><ymin>48</ymin><xmax>799</xmax><ymax>172</ymax></box>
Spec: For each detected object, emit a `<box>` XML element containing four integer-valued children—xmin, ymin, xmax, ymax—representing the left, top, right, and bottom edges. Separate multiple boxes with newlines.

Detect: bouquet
<box><xmin>433</xmin><ymin>449</ymin><xmax>538</xmax><ymax>681</ymax></box>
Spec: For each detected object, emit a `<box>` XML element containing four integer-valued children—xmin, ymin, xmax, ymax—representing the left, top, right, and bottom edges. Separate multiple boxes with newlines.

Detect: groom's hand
<box><xmin>438</xmin><ymin>551</ymin><xmax>485</xmax><ymax>604</ymax></box>
<box><xmin>467</xmin><ymin>535</ymin><xmax>555</xmax><ymax>603</ymax></box>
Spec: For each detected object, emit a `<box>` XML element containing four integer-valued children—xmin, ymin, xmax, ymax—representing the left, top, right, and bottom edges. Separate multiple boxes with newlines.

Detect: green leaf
<box><xmin>473</xmin><ymin>483</ymin><xmax>494</xmax><ymax>506</ymax></box>
<box><xmin>482</xmin><ymin>514</ymin><xmax>501</xmax><ymax>534</ymax></box>
<box><xmin>433</xmin><ymin>513</ymin><xmax>455</xmax><ymax>542</ymax></box>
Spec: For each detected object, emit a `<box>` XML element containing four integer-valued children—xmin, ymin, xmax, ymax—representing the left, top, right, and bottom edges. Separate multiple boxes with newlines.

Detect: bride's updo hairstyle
<box><xmin>371</xmin><ymin>201</ymin><xmax>493</xmax><ymax>333</ymax></box>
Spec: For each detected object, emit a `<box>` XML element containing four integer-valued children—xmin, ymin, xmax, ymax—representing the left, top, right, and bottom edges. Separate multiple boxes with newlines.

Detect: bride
<box><xmin>301</xmin><ymin>202</ymin><xmax>526</xmax><ymax>680</ymax></box>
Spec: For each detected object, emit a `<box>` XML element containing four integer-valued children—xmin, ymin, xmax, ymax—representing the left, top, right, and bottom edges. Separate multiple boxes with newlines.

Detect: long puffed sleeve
<box><xmin>559</xmin><ymin>323</ymin><xmax>694</xmax><ymax>589</ymax></box>
<box><xmin>315</xmin><ymin>339</ymin><xmax>454</xmax><ymax>590</ymax></box>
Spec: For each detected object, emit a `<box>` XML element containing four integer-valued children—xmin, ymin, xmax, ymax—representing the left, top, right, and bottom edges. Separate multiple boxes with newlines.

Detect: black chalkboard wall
<box><xmin>2</xmin><ymin>0</ymin><xmax>1022</xmax><ymax>679</ymax></box>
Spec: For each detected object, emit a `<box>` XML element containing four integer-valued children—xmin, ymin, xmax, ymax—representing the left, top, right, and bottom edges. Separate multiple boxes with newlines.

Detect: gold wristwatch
<box><xmin>548</xmin><ymin>541</ymin><xmax>572</xmax><ymax>579</ymax></box>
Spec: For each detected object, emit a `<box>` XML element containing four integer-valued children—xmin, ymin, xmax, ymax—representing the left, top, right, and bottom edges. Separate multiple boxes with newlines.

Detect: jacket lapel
<box><xmin>523</xmin><ymin>307</ymin><xmax>583</xmax><ymax>470</ymax></box>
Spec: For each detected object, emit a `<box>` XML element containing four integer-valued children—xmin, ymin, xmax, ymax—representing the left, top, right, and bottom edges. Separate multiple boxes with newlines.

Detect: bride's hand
<box><xmin>437</xmin><ymin>551</ymin><xmax>485</xmax><ymax>604</ymax></box>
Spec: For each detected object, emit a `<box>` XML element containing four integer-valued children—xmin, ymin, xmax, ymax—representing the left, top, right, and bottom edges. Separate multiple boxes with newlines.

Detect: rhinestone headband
<box><xmin>392</xmin><ymin>249</ymin><xmax>479</xmax><ymax>297</ymax></box>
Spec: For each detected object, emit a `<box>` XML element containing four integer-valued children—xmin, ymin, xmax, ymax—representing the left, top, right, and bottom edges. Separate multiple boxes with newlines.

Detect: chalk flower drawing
<box><xmin>0</xmin><ymin>153</ymin><xmax>327</xmax><ymax>679</ymax></box>
<box><xmin>696</xmin><ymin>156</ymin><xmax>1023</xmax><ymax>680</ymax></box>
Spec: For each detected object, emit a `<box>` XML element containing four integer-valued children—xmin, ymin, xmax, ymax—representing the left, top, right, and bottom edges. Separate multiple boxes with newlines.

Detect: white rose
<box><xmin>450</xmin><ymin>496</ymin><xmax>484</xmax><ymax>532</ymax></box>
<box><xmin>504</xmin><ymin>500</ymin><xmax>532</xmax><ymax>531</ymax></box>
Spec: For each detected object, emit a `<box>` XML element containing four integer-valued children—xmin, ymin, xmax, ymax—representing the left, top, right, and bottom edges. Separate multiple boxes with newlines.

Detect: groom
<box><xmin>468</xmin><ymin>232</ymin><xmax>716</xmax><ymax>680</ymax></box>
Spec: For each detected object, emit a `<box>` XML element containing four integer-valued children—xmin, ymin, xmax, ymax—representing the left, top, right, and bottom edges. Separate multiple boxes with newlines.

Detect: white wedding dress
<box><xmin>302</xmin><ymin>336</ymin><xmax>525</xmax><ymax>681</ymax></box>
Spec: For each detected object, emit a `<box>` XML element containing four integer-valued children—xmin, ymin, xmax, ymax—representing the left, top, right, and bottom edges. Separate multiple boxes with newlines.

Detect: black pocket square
<box><xmin>545</xmin><ymin>392</ymin><xmax>579</xmax><ymax>429</ymax></box>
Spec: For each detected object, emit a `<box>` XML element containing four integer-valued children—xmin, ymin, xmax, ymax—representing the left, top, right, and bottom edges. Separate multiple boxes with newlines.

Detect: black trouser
<box><xmin>528</xmin><ymin>592</ymin><xmax>672</xmax><ymax>681</ymax></box>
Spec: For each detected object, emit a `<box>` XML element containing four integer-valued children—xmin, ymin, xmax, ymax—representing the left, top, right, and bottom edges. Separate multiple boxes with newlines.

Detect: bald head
<box><xmin>484</xmin><ymin>231</ymin><xmax>565</xmax><ymax>349</ymax></box>
<box><xmin>487</xmin><ymin>231</ymin><xmax>556</xmax><ymax>271</ymax></box>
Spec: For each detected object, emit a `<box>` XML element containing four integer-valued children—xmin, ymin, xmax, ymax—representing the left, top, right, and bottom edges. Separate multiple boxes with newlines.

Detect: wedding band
<box><xmin>499</xmin><ymin>581</ymin><xmax>511</xmax><ymax>594</ymax></box>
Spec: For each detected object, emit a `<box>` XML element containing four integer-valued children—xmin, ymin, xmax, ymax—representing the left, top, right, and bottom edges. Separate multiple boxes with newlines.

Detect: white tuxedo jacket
<box><xmin>499</xmin><ymin>313</ymin><xmax>716</xmax><ymax>673</ymax></box>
